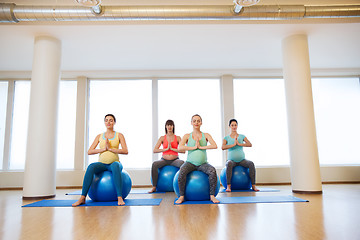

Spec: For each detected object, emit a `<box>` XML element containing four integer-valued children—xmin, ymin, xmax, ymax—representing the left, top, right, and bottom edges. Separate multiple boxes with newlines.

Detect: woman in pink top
<box><xmin>149</xmin><ymin>120</ymin><xmax>185</xmax><ymax>193</ymax></box>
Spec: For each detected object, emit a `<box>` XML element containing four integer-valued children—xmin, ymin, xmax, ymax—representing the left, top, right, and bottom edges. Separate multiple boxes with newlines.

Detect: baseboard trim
<box><xmin>22</xmin><ymin>194</ymin><xmax>56</xmax><ymax>200</ymax></box>
<box><xmin>292</xmin><ymin>190</ymin><xmax>322</xmax><ymax>194</ymax></box>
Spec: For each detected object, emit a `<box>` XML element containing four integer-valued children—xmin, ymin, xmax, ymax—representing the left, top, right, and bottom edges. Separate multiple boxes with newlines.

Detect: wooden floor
<box><xmin>0</xmin><ymin>184</ymin><xmax>359</xmax><ymax>240</ymax></box>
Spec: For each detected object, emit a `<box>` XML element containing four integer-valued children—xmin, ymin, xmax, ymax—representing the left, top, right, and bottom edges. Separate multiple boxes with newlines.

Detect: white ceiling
<box><xmin>0</xmin><ymin>0</ymin><xmax>360</xmax><ymax>78</ymax></box>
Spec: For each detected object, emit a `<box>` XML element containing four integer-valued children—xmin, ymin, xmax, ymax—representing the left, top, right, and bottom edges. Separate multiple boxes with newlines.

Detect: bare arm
<box><xmin>108</xmin><ymin>133</ymin><xmax>129</xmax><ymax>154</ymax></box>
<box><xmin>88</xmin><ymin>134</ymin><xmax>106</xmax><ymax>155</ymax></box>
<box><xmin>199</xmin><ymin>133</ymin><xmax>217</xmax><ymax>150</ymax></box>
<box><xmin>153</xmin><ymin>136</ymin><xmax>169</xmax><ymax>153</ymax></box>
<box><xmin>179</xmin><ymin>133</ymin><xmax>197</xmax><ymax>152</ymax></box>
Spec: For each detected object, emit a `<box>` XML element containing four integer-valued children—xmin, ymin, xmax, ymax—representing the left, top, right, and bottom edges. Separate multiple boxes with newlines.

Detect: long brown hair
<box><xmin>165</xmin><ymin>119</ymin><xmax>175</xmax><ymax>134</ymax></box>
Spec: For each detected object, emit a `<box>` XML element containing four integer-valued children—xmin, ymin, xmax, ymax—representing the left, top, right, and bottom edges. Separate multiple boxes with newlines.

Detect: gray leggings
<box><xmin>151</xmin><ymin>158</ymin><xmax>184</xmax><ymax>187</ymax></box>
<box><xmin>177</xmin><ymin>162</ymin><xmax>218</xmax><ymax>196</ymax></box>
<box><xmin>226</xmin><ymin>159</ymin><xmax>256</xmax><ymax>185</ymax></box>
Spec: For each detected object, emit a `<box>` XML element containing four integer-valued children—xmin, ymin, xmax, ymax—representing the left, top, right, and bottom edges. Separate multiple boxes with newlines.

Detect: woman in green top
<box><xmin>222</xmin><ymin>119</ymin><xmax>259</xmax><ymax>192</ymax></box>
<box><xmin>175</xmin><ymin>114</ymin><xmax>219</xmax><ymax>204</ymax></box>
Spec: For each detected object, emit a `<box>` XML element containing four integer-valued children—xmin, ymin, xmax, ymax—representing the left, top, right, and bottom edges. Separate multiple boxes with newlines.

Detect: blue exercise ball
<box><xmin>173</xmin><ymin>170</ymin><xmax>220</xmax><ymax>201</ymax></box>
<box><xmin>88</xmin><ymin>170</ymin><xmax>132</xmax><ymax>202</ymax></box>
<box><xmin>156</xmin><ymin>165</ymin><xmax>179</xmax><ymax>192</ymax></box>
<box><xmin>220</xmin><ymin>166</ymin><xmax>251</xmax><ymax>190</ymax></box>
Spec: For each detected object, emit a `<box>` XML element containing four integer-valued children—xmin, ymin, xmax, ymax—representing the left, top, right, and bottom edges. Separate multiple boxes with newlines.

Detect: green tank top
<box><xmin>187</xmin><ymin>132</ymin><xmax>207</xmax><ymax>166</ymax></box>
<box><xmin>224</xmin><ymin>134</ymin><xmax>245</xmax><ymax>162</ymax></box>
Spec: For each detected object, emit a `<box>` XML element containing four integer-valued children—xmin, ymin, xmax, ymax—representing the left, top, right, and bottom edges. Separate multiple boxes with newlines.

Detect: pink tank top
<box><xmin>162</xmin><ymin>135</ymin><xmax>179</xmax><ymax>156</ymax></box>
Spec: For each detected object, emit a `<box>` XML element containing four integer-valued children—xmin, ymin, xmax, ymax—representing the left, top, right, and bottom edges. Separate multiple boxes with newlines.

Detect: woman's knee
<box><xmin>200</xmin><ymin>164</ymin><xmax>216</xmax><ymax>176</ymax></box>
<box><xmin>87</xmin><ymin>162</ymin><xmax>100</xmax><ymax>172</ymax></box>
<box><xmin>152</xmin><ymin>159</ymin><xmax>168</xmax><ymax>169</ymax></box>
<box><xmin>208</xmin><ymin>167</ymin><xmax>217</xmax><ymax>177</ymax></box>
<box><xmin>246</xmin><ymin>160</ymin><xmax>255</xmax><ymax>169</ymax></box>
<box><xmin>178</xmin><ymin>167</ymin><xmax>191</xmax><ymax>181</ymax></box>
<box><xmin>226</xmin><ymin>160</ymin><xmax>235</xmax><ymax>168</ymax></box>
<box><xmin>250</xmin><ymin>161</ymin><xmax>255</xmax><ymax>168</ymax></box>
<box><xmin>152</xmin><ymin>160</ymin><xmax>161</xmax><ymax>169</ymax></box>
<box><xmin>178</xmin><ymin>167</ymin><xmax>187</xmax><ymax>178</ymax></box>
<box><xmin>110</xmin><ymin>162</ymin><xmax>123</xmax><ymax>172</ymax></box>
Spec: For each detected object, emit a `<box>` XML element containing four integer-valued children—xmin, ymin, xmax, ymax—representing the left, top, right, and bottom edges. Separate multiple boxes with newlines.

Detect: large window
<box><xmin>233</xmin><ymin>79</ymin><xmax>290</xmax><ymax>166</ymax></box>
<box><xmin>88</xmin><ymin>80</ymin><xmax>152</xmax><ymax>168</ymax></box>
<box><xmin>0</xmin><ymin>81</ymin><xmax>8</xmax><ymax>170</ymax></box>
<box><xmin>9</xmin><ymin>81</ymin><xmax>30</xmax><ymax>170</ymax></box>
<box><xmin>158</xmin><ymin>79</ymin><xmax>222</xmax><ymax>167</ymax></box>
<box><xmin>9</xmin><ymin>80</ymin><xmax>77</xmax><ymax>170</ymax></box>
<box><xmin>312</xmin><ymin>77</ymin><xmax>360</xmax><ymax>165</ymax></box>
<box><xmin>56</xmin><ymin>81</ymin><xmax>77</xmax><ymax>169</ymax></box>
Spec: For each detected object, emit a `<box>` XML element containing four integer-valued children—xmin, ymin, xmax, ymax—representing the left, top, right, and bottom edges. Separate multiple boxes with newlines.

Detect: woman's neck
<box><xmin>166</xmin><ymin>132</ymin><xmax>174</xmax><ymax>137</ymax></box>
<box><xmin>106</xmin><ymin>128</ymin><xmax>114</xmax><ymax>133</ymax></box>
<box><xmin>230</xmin><ymin>131</ymin><xmax>238</xmax><ymax>137</ymax></box>
<box><xmin>192</xmin><ymin>128</ymin><xmax>202</xmax><ymax>134</ymax></box>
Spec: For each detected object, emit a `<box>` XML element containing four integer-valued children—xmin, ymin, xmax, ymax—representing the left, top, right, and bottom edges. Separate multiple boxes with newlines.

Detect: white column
<box><xmin>2</xmin><ymin>81</ymin><xmax>14</xmax><ymax>170</ymax></box>
<box><xmin>282</xmin><ymin>34</ymin><xmax>322</xmax><ymax>193</ymax></box>
<box><xmin>23</xmin><ymin>36</ymin><xmax>61</xmax><ymax>198</ymax></box>
<box><xmin>220</xmin><ymin>75</ymin><xmax>234</xmax><ymax>165</ymax></box>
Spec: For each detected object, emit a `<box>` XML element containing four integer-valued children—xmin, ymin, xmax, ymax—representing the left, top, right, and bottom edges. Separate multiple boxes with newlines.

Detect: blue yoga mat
<box><xmin>66</xmin><ymin>189</ymin><xmax>166</xmax><ymax>195</ymax></box>
<box><xmin>65</xmin><ymin>190</ymin><xmax>82</xmax><ymax>195</ymax></box>
<box><xmin>130</xmin><ymin>189</ymin><xmax>167</xmax><ymax>194</ymax></box>
<box><xmin>23</xmin><ymin>198</ymin><xmax>162</xmax><ymax>207</ymax></box>
<box><xmin>174</xmin><ymin>195</ymin><xmax>308</xmax><ymax>205</ymax></box>
<box><xmin>218</xmin><ymin>187</ymin><xmax>280</xmax><ymax>193</ymax></box>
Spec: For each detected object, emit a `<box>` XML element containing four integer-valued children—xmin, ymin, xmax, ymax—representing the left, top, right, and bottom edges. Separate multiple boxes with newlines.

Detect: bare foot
<box><xmin>118</xmin><ymin>197</ymin><xmax>125</xmax><ymax>206</ymax></box>
<box><xmin>175</xmin><ymin>196</ymin><xmax>185</xmax><ymax>204</ymax></box>
<box><xmin>252</xmin><ymin>185</ymin><xmax>260</xmax><ymax>191</ymax></box>
<box><xmin>210</xmin><ymin>195</ymin><xmax>220</xmax><ymax>203</ymax></box>
<box><xmin>72</xmin><ymin>196</ymin><xmax>86</xmax><ymax>207</ymax></box>
<box><xmin>148</xmin><ymin>186</ymin><xmax>157</xmax><ymax>193</ymax></box>
<box><xmin>210</xmin><ymin>195</ymin><xmax>220</xmax><ymax>204</ymax></box>
<box><xmin>226</xmin><ymin>185</ymin><xmax>231</xmax><ymax>192</ymax></box>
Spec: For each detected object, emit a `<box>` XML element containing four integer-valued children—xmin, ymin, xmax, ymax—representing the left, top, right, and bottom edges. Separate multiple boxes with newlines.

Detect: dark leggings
<box><xmin>226</xmin><ymin>159</ymin><xmax>256</xmax><ymax>185</ymax></box>
<box><xmin>151</xmin><ymin>158</ymin><xmax>184</xmax><ymax>187</ymax></box>
<box><xmin>177</xmin><ymin>162</ymin><xmax>218</xmax><ymax>196</ymax></box>
<box><xmin>81</xmin><ymin>161</ymin><xmax>123</xmax><ymax>197</ymax></box>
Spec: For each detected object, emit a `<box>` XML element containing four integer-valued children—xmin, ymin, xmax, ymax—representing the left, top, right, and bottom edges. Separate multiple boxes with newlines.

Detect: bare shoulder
<box><xmin>90</xmin><ymin>134</ymin><xmax>101</xmax><ymax>146</ymax></box>
<box><xmin>183</xmin><ymin>133</ymin><xmax>190</xmax><ymax>139</ymax></box>
<box><xmin>180</xmin><ymin>133</ymin><xmax>190</xmax><ymax>143</ymax></box>
<box><xmin>117</xmin><ymin>132</ymin><xmax>126</xmax><ymax>139</ymax></box>
<box><xmin>204</xmin><ymin>132</ymin><xmax>213</xmax><ymax>139</ymax></box>
<box><xmin>159</xmin><ymin>135</ymin><xmax>165</xmax><ymax>142</ymax></box>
